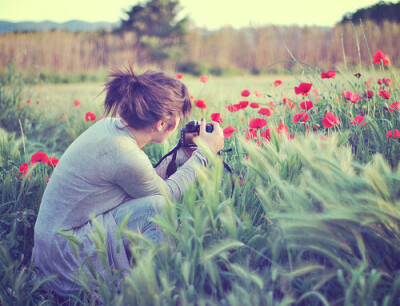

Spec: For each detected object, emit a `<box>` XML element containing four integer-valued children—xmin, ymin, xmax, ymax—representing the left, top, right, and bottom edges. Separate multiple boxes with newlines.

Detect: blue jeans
<box><xmin>110</xmin><ymin>195</ymin><xmax>166</xmax><ymax>251</ymax></box>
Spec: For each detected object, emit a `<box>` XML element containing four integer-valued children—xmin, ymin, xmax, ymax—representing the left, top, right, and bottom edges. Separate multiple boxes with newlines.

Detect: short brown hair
<box><xmin>103</xmin><ymin>66</ymin><xmax>192</xmax><ymax>130</ymax></box>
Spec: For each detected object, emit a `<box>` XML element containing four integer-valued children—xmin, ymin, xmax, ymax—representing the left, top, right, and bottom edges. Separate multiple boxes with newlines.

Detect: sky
<box><xmin>0</xmin><ymin>0</ymin><xmax>382</xmax><ymax>29</ymax></box>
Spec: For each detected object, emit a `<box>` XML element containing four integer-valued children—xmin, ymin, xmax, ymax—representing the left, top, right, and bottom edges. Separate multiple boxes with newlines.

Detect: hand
<box><xmin>183</xmin><ymin>146</ymin><xmax>197</xmax><ymax>157</ymax></box>
<box><xmin>197</xmin><ymin>118</ymin><xmax>225</xmax><ymax>154</ymax></box>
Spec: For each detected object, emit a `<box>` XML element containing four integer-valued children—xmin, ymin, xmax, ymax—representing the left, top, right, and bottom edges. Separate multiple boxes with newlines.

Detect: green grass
<box><xmin>0</xmin><ymin>61</ymin><xmax>400</xmax><ymax>305</ymax></box>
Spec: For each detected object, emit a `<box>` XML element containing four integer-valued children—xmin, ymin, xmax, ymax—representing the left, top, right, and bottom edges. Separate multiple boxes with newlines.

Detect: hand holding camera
<box><xmin>180</xmin><ymin>119</ymin><xmax>224</xmax><ymax>154</ymax></box>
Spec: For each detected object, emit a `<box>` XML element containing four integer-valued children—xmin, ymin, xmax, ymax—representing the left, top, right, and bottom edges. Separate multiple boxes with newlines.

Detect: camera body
<box><xmin>180</xmin><ymin>120</ymin><xmax>213</xmax><ymax>147</ymax></box>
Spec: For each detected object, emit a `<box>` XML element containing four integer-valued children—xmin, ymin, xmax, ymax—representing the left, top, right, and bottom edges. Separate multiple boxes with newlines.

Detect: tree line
<box><xmin>340</xmin><ymin>1</ymin><xmax>400</xmax><ymax>24</ymax></box>
<box><xmin>0</xmin><ymin>0</ymin><xmax>399</xmax><ymax>76</ymax></box>
<box><xmin>0</xmin><ymin>20</ymin><xmax>398</xmax><ymax>76</ymax></box>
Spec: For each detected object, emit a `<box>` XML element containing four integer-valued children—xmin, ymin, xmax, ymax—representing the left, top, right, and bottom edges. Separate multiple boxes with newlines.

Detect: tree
<box><xmin>119</xmin><ymin>0</ymin><xmax>188</xmax><ymax>65</ymax></box>
<box><xmin>340</xmin><ymin>1</ymin><xmax>400</xmax><ymax>25</ymax></box>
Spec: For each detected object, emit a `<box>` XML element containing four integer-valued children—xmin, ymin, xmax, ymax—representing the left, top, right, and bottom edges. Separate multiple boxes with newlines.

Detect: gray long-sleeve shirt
<box><xmin>32</xmin><ymin>117</ymin><xmax>208</xmax><ymax>295</ymax></box>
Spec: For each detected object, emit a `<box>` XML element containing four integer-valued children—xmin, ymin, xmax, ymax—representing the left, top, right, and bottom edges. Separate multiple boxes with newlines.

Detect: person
<box><xmin>32</xmin><ymin>67</ymin><xmax>225</xmax><ymax>296</ymax></box>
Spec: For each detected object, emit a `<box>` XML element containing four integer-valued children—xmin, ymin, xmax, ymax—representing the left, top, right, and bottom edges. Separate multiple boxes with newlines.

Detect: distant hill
<box><xmin>340</xmin><ymin>1</ymin><xmax>400</xmax><ymax>24</ymax></box>
<box><xmin>0</xmin><ymin>20</ymin><xmax>118</xmax><ymax>34</ymax></box>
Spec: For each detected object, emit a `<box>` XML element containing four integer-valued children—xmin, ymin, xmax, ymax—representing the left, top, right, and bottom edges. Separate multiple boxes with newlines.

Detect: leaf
<box><xmin>201</xmin><ymin>240</ymin><xmax>244</xmax><ymax>263</ymax></box>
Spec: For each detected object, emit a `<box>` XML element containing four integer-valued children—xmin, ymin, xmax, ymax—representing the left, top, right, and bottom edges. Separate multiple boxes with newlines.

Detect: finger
<box><xmin>207</xmin><ymin>121</ymin><xmax>220</xmax><ymax>133</ymax></box>
<box><xmin>200</xmin><ymin>118</ymin><xmax>206</xmax><ymax>134</ymax></box>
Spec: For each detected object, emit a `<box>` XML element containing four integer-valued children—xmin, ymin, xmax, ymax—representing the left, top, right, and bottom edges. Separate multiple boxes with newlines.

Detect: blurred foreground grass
<box><xmin>1</xmin><ymin>65</ymin><xmax>399</xmax><ymax>305</ymax></box>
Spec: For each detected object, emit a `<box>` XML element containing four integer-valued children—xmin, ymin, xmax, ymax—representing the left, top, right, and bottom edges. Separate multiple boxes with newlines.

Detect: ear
<box><xmin>154</xmin><ymin>120</ymin><xmax>166</xmax><ymax>132</ymax></box>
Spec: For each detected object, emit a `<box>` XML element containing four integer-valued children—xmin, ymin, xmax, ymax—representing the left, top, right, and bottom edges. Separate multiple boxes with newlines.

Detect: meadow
<box><xmin>0</xmin><ymin>51</ymin><xmax>400</xmax><ymax>305</ymax></box>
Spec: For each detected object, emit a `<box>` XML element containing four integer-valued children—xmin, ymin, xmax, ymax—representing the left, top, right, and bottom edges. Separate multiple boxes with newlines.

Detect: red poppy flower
<box><xmin>85</xmin><ymin>111</ymin><xmax>97</xmax><ymax>122</ymax></box>
<box><xmin>260</xmin><ymin>128</ymin><xmax>271</xmax><ymax>141</ymax></box>
<box><xmin>293</xmin><ymin>112</ymin><xmax>309</xmax><ymax>123</ymax></box>
<box><xmin>267</xmin><ymin>101</ymin><xmax>275</xmax><ymax>109</ymax></box>
<box><xmin>249</xmin><ymin>102</ymin><xmax>259</xmax><ymax>108</ymax></box>
<box><xmin>74</xmin><ymin>100</ymin><xmax>81</xmax><ymax>106</ymax></box>
<box><xmin>241</xmin><ymin>89</ymin><xmax>251</xmax><ymax>97</ymax></box>
<box><xmin>379</xmin><ymin>90</ymin><xmax>391</xmax><ymax>99</ymax></box>
<box><xmin>378</xmin><ymin>78</ymin><xmax>392</xmax><ymax>87</ymax></box>
<box><xmin>343</xmin><ymin>90</ymin><xmax>362</xmax><ymax>103</ymax></box>
<box><xmin>200</xmin><ymin>76</ymin><xmax>208</xmax><ymax>83</ymax></box>
<box><xmin>274</xmin><ymin>80</ymin><xmax>282</xmax><ymax>87</ymax></box>
<box><xmin>239</xmin><ymin>101</ymin><xmax>249</xmax><ymax>109</ymax></box>
<box><xmin>36</xmin><ymin>100</ymin><xmax>40</xmax><ymax>104</ymax></box>
<box><xmin>31</xmin><ymin>152</ymin><xmax>50</xmax><ymax>165</ymax></box>
<box><xmin>257</xmin><ymin>108</ymin><xmax>271</xmax><ymax>116</ymax></box>
<box><xmin>254</xmin><ymin>90</ymin><xmax>262</xmax><ymax>98</ymax></box>
<box><xmin>322</xmin><ymin>112</ymin><xmax>341</xmax><ymax>129</ymax></box>
<box><xmin>276</xmin><ymin>122</ymin><xmax>289</xmax><ymax>135</ymax></box>
<box><xmin>194</xmin><ymin>99</ymin><xmax>207</xmax><ymax>109</ymax></box>
<box><xmin>47</xmin><ymin>156</ymin><xmax>59</xmax><ymax>167</ymax></box>
<box><xmin>231</xmin><ymin>103</ymin><xmax>241</xmax><ymax>110</ymax></box>
<box><xmin>46</xmin><ymin>178</ymin><xmax>50</xmax><ymax>183</ymax></box>
<box><xmin>300</xmin><ymin>101</ymin><xmax>314</xmax><ymax>111</ymax></box>
<box><xmin>363</xmin><ymin>90</ymin><xmax>374</xmax><ymax>99</ymax></box>
<box><xmin>211</xmin><ymin>113</ymin><xmax>224</xmax><ymax>123</ymax></box>
<box><xmin>386</xmin><ymin>129</ymin><xmax>400</xmax><ymax>138</ymax></box>
<box><xmin>225</xmin><ymin>104</ymin><xmax>239</xmax><ymax>112</ymax></box>
<box><xmin>176</xmin><ymin>73</ymin><xmax>183</xmax><ymax>79</ymax></box>
<box><xmin>373</xmin><ymin>50</ymin><xmax>391</xmax><ymax>65</ymax></box>
<box><xmin>246</xmin><ymin>130</ymin><xmax>257</xmax><ymax>140</ymax></box>
<box><xmin>15</xmin><ymin>161</ymin><xmax>30</xmax><ymax>179</ymax></box>
<box><xmin>321</xmin><ymin>70</ymin><xmax>336</xmax><ymax>79</ymax></box>
<box><xmin>282</xmin><ymin>97</ymin><xmax>296</xmax><ymax>109</ymax></box>
<box><xmin>294</xmin><ymin>83</ymin><xmax>312</xmax><ymax>96</ymax></box>
<box><xmin>223</xmin><ymin>125</ymin><xmax>238</xmax><ymax>138</ymax></box>
<box><xmin>249</xmin><ymin>118</ymin><xmax>267</xmax><ymax>129</ymax></box>
<box><xmin>26</xmin><ymin>99</ymin><xmax>31</xmax><ymax>104</ymax></box>
<box><xmin>388</xmin><ymin>102</ymin><xmax>400</xmax><ymax>113</ymax></box>
<box><xmin>350</xmin><ymin>116</ymin><xmax>366</xmax><ymax>127</ymax></box>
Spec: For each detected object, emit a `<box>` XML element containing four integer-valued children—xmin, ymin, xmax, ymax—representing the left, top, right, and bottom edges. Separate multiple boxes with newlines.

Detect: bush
<box><xmin>176</xmin><ymin>60</ymin><xmax>208</xmax><ymax>76</ymax></box>
<box><xmin>209</xmin><ymin>66</ymin><xmax>223</xmax><ymax>76</ymax></box>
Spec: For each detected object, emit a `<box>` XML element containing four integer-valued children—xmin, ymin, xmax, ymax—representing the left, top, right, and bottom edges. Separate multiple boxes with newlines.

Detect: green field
<box><xmin>21</xmin><ymin>74</ymin><xmax>290</xmax><ymax>115</ymax></box>
<box><xmin>1</xmin><ymin>62</ymin><xmax>400</xmax><ymax>305</ymax></box>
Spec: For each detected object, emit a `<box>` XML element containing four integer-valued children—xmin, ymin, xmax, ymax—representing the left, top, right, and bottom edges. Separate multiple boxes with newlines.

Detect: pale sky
<box><xmin>0</xmin><ymin>0</ymin><xmax>381</xmax><ymax>29</ymax></box>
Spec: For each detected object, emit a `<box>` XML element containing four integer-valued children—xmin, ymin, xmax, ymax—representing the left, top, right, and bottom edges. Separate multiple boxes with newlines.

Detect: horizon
<box><xmin>0</xmin><ymin>0</ymin><xmax>381</xmax><ymax>30</ymax></box>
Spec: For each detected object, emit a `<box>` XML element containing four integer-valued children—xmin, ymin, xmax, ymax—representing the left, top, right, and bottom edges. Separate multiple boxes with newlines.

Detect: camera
<box><xmin>180</xmin><ymin>120</ymin><xmax>213</xmax><ymax>147</ymax></box>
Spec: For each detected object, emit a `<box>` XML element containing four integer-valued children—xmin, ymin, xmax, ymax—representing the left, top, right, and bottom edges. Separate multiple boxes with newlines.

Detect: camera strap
<box><xmin>154</xmin><ymin>144</ymin><xmax>235</xmax><ymax>197</ymax></box>
<box><xmin>153</xmin><ymin>142</ymin><xmax>181</xmax><ymax>178</ymax></box>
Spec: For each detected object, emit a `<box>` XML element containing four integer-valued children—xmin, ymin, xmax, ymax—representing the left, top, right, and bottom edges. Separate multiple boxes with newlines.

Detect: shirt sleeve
<box><xmin>154</xmin><ymin>148</ymin><xmax>191</xmax><ymax>179</ymax></box>
<box><xmin>112</xmin><ymin>142</ymin><xmax>208</xmax><ymax>200</ymax></box>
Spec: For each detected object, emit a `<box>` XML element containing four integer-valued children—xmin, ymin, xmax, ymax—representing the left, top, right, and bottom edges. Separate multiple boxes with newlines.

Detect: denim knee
<box><xmin>111</xmin><ymin>194</ymin><xmax>167</xmax><ymax>227</ymax></box>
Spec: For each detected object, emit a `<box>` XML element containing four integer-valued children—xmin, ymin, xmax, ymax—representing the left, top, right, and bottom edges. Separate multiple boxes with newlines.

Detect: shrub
<box><xmin>176</xmin><ymin>60</ymin><xmax>208</xmax><ymax>76</ymax></box>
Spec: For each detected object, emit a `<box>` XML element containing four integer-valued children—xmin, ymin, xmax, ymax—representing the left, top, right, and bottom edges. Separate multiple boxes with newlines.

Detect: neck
<box><xmin>128</xmin><ymin>127</ymin><xmax>153</xmax><ymax>149</ymax></box>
